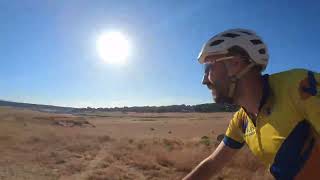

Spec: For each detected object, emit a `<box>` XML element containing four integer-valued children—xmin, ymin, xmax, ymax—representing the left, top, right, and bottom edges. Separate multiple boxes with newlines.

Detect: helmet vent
<box><xmin>210</xmin><ymin>40</ymin><xmax>224</xmax><ymax>46</ymax></box>
<box><xmin>222</xmin><ymin>33</ymin><xmax>240</xmax><ymax>38</ymax></box>
<box><xmin>259</xmin><ymin>49</ymin><xmax>266</xmax><ymax>54</ymax></box>
<box><xmin>250</xmin><ymin>39</ymin><xmax>263</xmax><ymax>45</ymax></box>
<box><xmin>238</xmin><ymin>31</ymin><xmax>253</xmax><ymax>35</ymax></box>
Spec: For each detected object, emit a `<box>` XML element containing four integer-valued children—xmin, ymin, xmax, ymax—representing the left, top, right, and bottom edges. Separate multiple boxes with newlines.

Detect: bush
<box><xmin>200</xmin><ymin>136</ymin><xmax>211</xmax><ymax>146</ymax></box>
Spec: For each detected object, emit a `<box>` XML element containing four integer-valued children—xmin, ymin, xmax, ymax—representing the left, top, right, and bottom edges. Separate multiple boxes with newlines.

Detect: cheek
<box><xmin>208</xmin><ymin>72</ymin><xmax>219</xmax><ymax>86</ymax></box>
<box><xmin>208</xmin><ymin>73</ymin><xmax>214</xmax><ymax>83</ymax></box>
<box><xmin>208</xmin><ymin>63</ymin><xmax>230</xmax><ymax>89</ymax></box>
<box><xmin>211</xmin><ymin>74</ymin><xmax>230</xmax><ymax>93</ymax></box>
<box><xmin>208</xmin><ymin>70</ymin><xmax>224</xmax><ymax>84</ymax></box>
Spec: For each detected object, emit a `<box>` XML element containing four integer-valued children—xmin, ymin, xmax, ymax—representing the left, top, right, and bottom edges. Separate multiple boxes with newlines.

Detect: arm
<box><xmin>182</xmin><ymin>141</ymin><xmax>239</xmax><ymax>180</ymax></box>
<box><xmin>291</xmin><ymin>70</ymin><xmax>320</xmax><ymax>133</ymax></box>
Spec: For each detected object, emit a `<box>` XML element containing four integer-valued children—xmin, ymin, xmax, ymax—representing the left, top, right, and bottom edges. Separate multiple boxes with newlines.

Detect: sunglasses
<box><xmin>202</xmin><ymin>56</ymin><xmax>235</xmax><ymax>89</ymax></box>
<box><xmin>203</xmin><ymin>56</ymin><xmax>235</xmax><ymax>73</ymax></box>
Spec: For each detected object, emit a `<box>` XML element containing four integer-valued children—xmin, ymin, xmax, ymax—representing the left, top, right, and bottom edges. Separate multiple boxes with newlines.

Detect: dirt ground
<box><xmin>0</xmin><ymin>107</ymin><xmax>273</xmax><ymax>180</ymax></box>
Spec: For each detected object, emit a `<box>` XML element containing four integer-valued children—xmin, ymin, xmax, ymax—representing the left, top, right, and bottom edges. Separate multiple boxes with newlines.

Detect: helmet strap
<box><xmin>227</xmin><ymin>62</ymin><xmax>256</xmax><ymax>98</ymax></box>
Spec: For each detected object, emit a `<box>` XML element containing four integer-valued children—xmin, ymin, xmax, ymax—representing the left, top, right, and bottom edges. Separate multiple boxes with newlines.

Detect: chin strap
<box><xmin>227</xmin><ymin>62</ymin><xmax>257</xmax><ymax>98</ymax></box>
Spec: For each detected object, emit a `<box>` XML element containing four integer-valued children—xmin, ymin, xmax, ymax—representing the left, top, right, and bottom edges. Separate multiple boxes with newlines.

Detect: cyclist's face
<box><xmin>202</xmin><ymin>56</ymin><xmax>231</xmax><ymax>103</ymax></box>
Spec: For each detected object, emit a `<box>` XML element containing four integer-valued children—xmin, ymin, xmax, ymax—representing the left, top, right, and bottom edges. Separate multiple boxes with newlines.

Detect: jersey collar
<box><xmin>258</xmin><ymin>74</ymin><xmax>270</xmax><ymax>111</ymax></box>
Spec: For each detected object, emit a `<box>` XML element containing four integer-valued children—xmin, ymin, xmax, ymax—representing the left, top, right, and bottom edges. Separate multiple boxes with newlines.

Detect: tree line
<box><xmin>71</xmin><ymin>103</ymin><xmax>239</xmax><ymax>113</ymax></box>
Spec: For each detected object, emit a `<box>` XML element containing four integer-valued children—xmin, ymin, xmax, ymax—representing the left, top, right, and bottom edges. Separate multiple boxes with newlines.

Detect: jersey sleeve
<box><xmin>223</xmin><ymin>109</ymin><xmax>245</xmax><ymax>149</ymax></box>
<box><xmin>290</xmin><ymin>70</ymin><xmax>320</xmax><ymax>133</ymax></box>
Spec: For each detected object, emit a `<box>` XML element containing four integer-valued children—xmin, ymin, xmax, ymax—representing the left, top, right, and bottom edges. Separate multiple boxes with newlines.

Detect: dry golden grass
<box><xmin>0</xmin><ymin>107</ymin><xmax>273</xmax><ymax>180</ymax></box>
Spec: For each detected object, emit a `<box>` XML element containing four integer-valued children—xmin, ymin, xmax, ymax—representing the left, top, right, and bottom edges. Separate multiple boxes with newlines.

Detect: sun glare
<box><xmin>96</xmin><ymin>31</ymin><xmax>130</xmax><ymax>64</ymax></box>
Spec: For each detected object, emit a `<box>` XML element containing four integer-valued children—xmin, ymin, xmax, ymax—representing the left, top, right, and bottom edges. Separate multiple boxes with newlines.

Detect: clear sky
<box><xmin>0</xmin><ymin>0</ymin><xmax>319</xmax><ymax>107</ymax></box>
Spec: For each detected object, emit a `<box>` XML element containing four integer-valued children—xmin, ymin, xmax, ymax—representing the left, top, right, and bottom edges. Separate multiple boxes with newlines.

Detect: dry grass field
<box><xmin>0</xmin><ymin>107</ymin><xmax>273</xmax><ymax>180</ymax></box>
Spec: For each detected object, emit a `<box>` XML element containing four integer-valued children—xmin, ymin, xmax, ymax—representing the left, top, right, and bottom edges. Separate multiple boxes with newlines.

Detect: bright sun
<box><xmin>96</xmin><ymin>31</ymin><xmax>130</xmax><ymax>64</ymax></box>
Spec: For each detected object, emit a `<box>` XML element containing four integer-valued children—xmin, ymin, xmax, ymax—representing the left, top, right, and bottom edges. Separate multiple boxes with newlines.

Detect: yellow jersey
<box><xmin>223</xmin><ymin>69</ymin><xmax>320</xmax><ymax>179</ymax></box>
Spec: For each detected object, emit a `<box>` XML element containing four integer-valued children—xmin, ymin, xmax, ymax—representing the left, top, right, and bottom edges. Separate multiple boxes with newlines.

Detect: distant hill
<box><xmin>74</xmin><ymin>103</ymin><xmax>238</xmax><ymax>113</ymax></box>
<box><xmin>0</xmin><ymin>100</ymin><xmax>238</xmax><ymax>114</ymax></box>
<box><xmin>0</xmin><ymin>100</ymin><xmax>74</xmax><ymax>114</ymax></box>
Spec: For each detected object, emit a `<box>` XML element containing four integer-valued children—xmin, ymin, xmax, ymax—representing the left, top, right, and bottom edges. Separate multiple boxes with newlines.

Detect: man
<box><xmin>183</xmin><ymin>29</ymin><xmax>320</xmax><ymax>180</ymax></box>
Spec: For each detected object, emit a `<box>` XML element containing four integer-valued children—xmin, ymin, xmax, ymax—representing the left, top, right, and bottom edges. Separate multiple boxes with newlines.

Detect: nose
<box><xmin>202</xmin><ymin>73</ymin><xmax>213</xmax><ymax>89</ymax></box>
<box><xmin>202</xmin><ymin>73</ymin><xmax>209</xmax><ymax>85</ymax></box>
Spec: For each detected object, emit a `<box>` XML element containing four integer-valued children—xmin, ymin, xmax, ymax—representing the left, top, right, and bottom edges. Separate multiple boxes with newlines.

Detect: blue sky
<box><xmin>0</xmin><ymin>0</ymin><xmax>319</xmax><ymax>107</ymax></box>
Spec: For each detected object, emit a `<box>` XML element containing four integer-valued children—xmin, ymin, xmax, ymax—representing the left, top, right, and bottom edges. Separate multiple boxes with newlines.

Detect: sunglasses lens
<box><xmin>204</xmin><ymin>63</ymin><xmax>212</xmax><ymax>74</ymax></box>
<box><xmin>202</xmin><ymin>66</ymin><xmax>213</xmax><ymax>90</ymax></box>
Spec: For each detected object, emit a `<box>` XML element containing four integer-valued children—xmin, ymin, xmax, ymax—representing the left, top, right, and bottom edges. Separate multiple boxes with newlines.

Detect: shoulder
<box><xmin>230</xmin><ymin>108</ymin><xmax>248</xmax><ymax>127</ymax></box>
<box><xmin>269</xmin><ymin>68</ymin><xmax>319</xmax><ymax>82</ymax></box>
<box><xmin>269</xmin><ymin>69</ymin><xmax>319</xmax><ymax>102</ymax></box>
<box><xmin>224</xmin><ymin>108</ymin><xmax>247</xmax><ymax>148</ymax></box>
<box><xmin>234</xmin><ymin>107</ymin><xmax>247</xmax><ymax>118</ymax></box>
<box><xmin>269</xmin><ymin>69</ymin><xmax>312</xmax><ymax>82</ymax></box>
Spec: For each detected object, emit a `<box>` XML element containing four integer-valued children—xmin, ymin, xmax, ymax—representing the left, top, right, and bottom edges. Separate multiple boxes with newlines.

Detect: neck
<box><xmin>234</xmin><ymin>73</ymin><xmax>264</xmax><ymax>115</ymax></box>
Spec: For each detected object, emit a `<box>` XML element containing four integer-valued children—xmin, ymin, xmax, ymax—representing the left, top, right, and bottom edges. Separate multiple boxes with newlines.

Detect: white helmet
<box><xmin>198</xmin><ymin>28</ymin><xmax>269</xmax><ymax>71</ymax></box>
